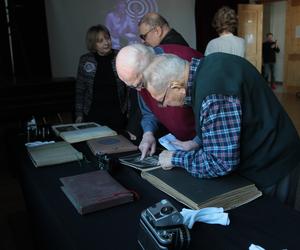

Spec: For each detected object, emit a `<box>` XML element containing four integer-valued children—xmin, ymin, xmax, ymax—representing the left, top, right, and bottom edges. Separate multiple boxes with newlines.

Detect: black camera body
<box><xmin>138</xmin><ymin>199</ymin><xmax>190</xmax><ymax>250</ymax></box>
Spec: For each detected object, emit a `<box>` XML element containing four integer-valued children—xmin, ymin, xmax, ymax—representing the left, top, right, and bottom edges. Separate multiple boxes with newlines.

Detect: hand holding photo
<box><xmin>159</xmin><ymin>133</ymin><xmax>183</xmax><ymax>151</ymax></box>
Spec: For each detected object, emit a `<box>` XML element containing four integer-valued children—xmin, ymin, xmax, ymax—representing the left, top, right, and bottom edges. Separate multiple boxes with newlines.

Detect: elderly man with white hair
<box><xmin>141</xmin><ymin>52</ymin><xmax>300</xmax><ymax>208</ymax></box>
<box><xmin>116</xmin><ymin>44</ymin><xmax>202</xmax><ymax>159</ymax></box>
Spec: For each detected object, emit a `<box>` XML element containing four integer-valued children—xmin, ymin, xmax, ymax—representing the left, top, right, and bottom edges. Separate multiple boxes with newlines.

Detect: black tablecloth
<box><xmin>18</xmin><ymin>142</ymin><xmax>300</xmax><ymax>250</ymax></box>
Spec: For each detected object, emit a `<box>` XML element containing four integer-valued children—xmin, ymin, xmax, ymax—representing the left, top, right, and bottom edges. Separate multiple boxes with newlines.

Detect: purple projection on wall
<box><xmin>105</xmin><ymin>0</ymin><xmax>158</xmax><ymax>49</ymax></box>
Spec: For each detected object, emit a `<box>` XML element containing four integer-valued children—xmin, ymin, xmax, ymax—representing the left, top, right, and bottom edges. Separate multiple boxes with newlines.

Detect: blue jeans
<box><xmin>263</xmin><ymin>63</ymin><xmax>275</xmax><ymax>83</ymax></box>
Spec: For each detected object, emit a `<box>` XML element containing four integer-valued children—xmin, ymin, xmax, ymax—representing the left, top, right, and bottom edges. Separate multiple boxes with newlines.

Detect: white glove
<box><xmin>249</xmin><ymin>244</ymin><xmax>265</xmax><ymax>250</ymax></box>
<box><xmin>180</xmin><ymin>207</ymin><xmax>230</xmax><ymax>229</ymax></box>
<box><xmin>139</xmin><ymin>132</ymin><xmax>156</xmax><ymax>160</ymax></box>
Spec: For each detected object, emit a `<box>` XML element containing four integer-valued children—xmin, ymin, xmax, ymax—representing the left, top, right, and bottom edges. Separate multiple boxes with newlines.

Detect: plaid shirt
<box><xmin>172</xmin><ymin>58</ymin><xmax>241</xmax><ymax>178</ymax></box>
<box><xmin>184</xmin><ymin>58</ymin><xmax>201</xmax><ymax>105</ymax></box>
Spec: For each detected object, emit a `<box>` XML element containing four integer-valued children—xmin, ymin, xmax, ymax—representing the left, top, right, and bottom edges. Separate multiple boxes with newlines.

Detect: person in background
<box><xmin>262</xmin><ymin>32</ymin><xmax>280</xmax><ymax>90</ymax></box>
<box><xmin>138</xmin><ymin>12</ymin><xmax>189</xmax><ymax>47</ymax></box>
<box><xmin>141</xmin><ymin>52</ymin><xmax>300</xmax><ymax>208</ymax></box>
<box><xmin>116</xmin><ymin>43</ymin><xmax>203</xmax><ymax>159</ymax></box>
<box><xmin>75</xmin><ymin>24</ymin><xmax>128</xmax><ymax>134</ymax></box>
<box><xmin>205</xmin><ymin>6</ymin><xmax>245</xmax><ymax>57</ymax></box>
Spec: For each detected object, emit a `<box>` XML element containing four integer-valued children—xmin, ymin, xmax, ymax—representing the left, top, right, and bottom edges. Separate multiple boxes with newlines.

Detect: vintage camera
<box><xmin>138</xmin><ymin>199</ymin><xmax>191</xmax><ymax>250</ymax></box>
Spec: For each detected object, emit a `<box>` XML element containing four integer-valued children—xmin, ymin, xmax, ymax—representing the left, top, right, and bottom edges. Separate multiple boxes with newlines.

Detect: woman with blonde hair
<box><xmin>75</xmin><ymin>24</ymin><xmax>128</xmax><ymax>133</ymax></box>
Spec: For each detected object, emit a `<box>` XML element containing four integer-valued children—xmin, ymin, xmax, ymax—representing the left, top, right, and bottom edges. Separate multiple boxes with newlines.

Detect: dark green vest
<box><xmin>192</xmin><ymin>53</ymin><xmax>300</xmax><ymax>188</ymax></box>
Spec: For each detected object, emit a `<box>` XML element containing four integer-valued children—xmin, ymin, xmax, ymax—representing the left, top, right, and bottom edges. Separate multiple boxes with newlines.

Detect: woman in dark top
<box><xmin>75</xmin><ymin>24</ymin><xmax>128</xmax><ymax>133</ymax></box>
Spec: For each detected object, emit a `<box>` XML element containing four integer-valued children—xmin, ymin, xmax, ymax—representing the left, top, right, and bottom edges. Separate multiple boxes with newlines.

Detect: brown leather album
<box><xmin>60</xmin><ymin>170</ymin><xmax>134</xmax><ymax>215</ymax></box>
<box><xmin>87</xmin><ymin>134</ymin><xmax>138</xmax><ymax>155</ymax></box>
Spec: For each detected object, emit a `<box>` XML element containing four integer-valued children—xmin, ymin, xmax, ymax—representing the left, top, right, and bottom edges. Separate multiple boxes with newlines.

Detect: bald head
<box><xmin>138</xmin><ymin>12</ymin><xmax>169</xmax><ymax>27</ymax></box>
<box><xmin>116</xmin><ymin>44</ymin><xmax>155</xmax><ymax>89</ymax></box>
<box><xmin>138</xmin><ymin>12</ymin><xmax>170</xmax><ymax>47</ymax></box>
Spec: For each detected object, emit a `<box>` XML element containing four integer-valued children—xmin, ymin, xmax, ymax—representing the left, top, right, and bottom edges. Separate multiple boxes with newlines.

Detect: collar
<box><xmin>184</xmin><ymin>57</ymin><xmax>203</xmax><ymax>105</ymax></box>
<box><xmin>219</xmin><ymin>32</ymin><xmax>233</xmax><ymax>38</ymax></box>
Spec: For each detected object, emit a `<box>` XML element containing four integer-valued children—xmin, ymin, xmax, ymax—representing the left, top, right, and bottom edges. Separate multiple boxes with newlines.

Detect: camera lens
<box><xmin>160</xmin><ymin>206</ymin><xmax>173</xmax><ymax>215</ymax></box>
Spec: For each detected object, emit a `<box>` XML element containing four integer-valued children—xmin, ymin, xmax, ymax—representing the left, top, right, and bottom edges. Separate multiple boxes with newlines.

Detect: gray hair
<box><xmin>143</xmin><ymin>54</ymin><xmax>186</xmax><ymax>93</ymax></box>
<box><xmin>117</xmin><ymin>43</ymin><xmax>155</xmax><ymax>74</ymax></box>
<box><xmin>124</xmin><ymin>44</ymin><xmax>155</xmax><ymax>74</ymax></box>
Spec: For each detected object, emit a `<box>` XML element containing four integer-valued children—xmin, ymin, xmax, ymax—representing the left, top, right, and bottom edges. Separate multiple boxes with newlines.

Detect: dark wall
<box><xmin>195</xmin><ymin>0</ymin><xmax>249</xmax><ymax>53</ymax></box>
<box><xmin>0</xmin><ymin>1</ymin><xmax>74</xmax><ymax>133</ymax></box>
<box><xmin>1</xmin><ymin>0</ymin><xmax>51</xmax><ymax>82</ymax></box>
<box><xmin>0</xmin><ymin>0</ymin><xmax>13</xmax><ymax>80</ymax></box>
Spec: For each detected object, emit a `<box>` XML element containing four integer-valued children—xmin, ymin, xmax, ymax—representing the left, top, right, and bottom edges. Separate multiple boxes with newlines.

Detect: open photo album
<box><xmin>118</xmin><ymin>152</ymin><xmax>161</xmax><ymax>171</ymax></box>
<box><xmin>52</xmin><ymin>122</ymin><xmax>117</xmax><ymax>143</ymax></box>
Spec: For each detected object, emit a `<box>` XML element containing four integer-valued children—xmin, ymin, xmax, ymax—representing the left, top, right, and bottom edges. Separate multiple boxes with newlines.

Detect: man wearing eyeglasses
<box><xmin>142</xmin><ymin>52</ymin><xmax>300</xmax><ymax>208</ymax></box>
<box><xmin>138</xmin><ymin>12</ymin><xmax>189</xmax><ymax>47</ymax></box>
<box><xmin>117</xmin><ymin>44</ymin><xmax>203</xmax><ymax>160</ymax></box>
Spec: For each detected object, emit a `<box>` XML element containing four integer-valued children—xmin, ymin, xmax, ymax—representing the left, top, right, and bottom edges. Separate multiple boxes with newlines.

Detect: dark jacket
<box><xmin>75</xmin><ymin>50</ymin><xmax>127</xmax><ymax>118</ymax></box>
<box><xmin>160</xmin><ymin>28</ymin><xmax>190</xmax><ymax>47</ymax></box>
<box><xmin>262</xmin><ymin>41</ymin><xmax>280</xmax><ymax>63</ymax></box>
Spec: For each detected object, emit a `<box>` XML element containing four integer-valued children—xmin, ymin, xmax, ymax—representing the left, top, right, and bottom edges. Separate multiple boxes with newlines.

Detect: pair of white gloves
<box><xmin>180</xmin><ymin>207</ymin><xmax>230</xmax><ymax>229</ymax></box>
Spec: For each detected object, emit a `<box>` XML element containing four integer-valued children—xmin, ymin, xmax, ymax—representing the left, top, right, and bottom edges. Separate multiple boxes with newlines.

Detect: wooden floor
<box><xmin>274</xmin><ymin>85</ymin><xmax>300</xmax><ymax>135</ymax></box>
<box><xmin>0</xmin><ymin>84</ymin><xmax>299</xmax><ymax>250</ymax></box>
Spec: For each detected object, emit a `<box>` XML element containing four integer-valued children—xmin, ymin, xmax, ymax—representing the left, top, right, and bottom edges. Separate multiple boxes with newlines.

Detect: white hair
<box><xmin>123</xmin><ymin>44</ymin><xmax>155</xmax><ymax>74</ymax></box>
<box><xmin>143</xmin><ymin>54</ymin><xmax>187</xmax><ymax>92</ymax></box>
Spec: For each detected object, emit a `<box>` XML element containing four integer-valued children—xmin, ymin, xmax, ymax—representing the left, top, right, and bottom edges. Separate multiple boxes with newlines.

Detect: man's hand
<box><xmin>139</xmin><ymin>132</ymin><xmax>156</xmax><ymax>160</ymax></box>
<box><xmin>126</xmin><ymin>131</ymin><xmax>137</xmax><ymax>141</ymax></box>
<box><xmin>172</xmin><ymin>140</ymin><xmax>199</xmax><ymax>151</ymax></box>
<box><xmin>159</xmin><ymin>150</ymin><xmax>174</xmax><ymax>170</ymax></box>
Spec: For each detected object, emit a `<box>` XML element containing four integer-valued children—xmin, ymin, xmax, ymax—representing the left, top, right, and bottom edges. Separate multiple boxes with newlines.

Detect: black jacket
<box><xmin>262</xmin><ymin>41</ymin><xmax>280</xmax><ymax>63</ymax></box>
<box><xmin>160</xmin><ymin>29</ymin><xmax>189</xmax><ymax>47</ymax></box>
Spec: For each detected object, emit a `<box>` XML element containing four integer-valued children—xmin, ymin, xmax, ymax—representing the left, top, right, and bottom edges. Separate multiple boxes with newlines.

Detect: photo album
<box><xmin>118</xmin><ymin>153</ymin><xmax>161</xmax><ymax>171</ymax></box>
<box><xmin>52</xmin><ymin>122</ymin><xmax>117</xmax><ymax>143</ymax></box>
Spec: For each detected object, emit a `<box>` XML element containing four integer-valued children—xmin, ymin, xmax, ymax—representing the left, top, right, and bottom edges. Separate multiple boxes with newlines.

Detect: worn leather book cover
<box><xmin>60</xmin><ymin>170</ymin><xmax>133</xmax><ymax>215</ymax></box>
<box><xmin>141</xmin><ymin>168</ymin><xmax>262</xmax><ymax>211</ymax></box>
<box><xmin>87</xmin><ymin>135</ymin><xmax>138</xmax><ymax>155</ymax></box>
<box><xmin>27</xmin><ymin>141</ymin><xmax>83</xmax><ymax>167</ymax></box>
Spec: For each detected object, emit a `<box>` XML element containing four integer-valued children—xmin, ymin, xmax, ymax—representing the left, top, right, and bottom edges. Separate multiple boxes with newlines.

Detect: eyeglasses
<box><xmin>139</xmin><ymin>26</ymin><xmax>156</xmax><ymax>41</ymax></box>
<box><xmin>157</xmin><ymin>85</ymin><xmax>171</xmax><ymax>107</ymax></box>
<box><xmin>128</xmin><ymin>81</ymin><xmax>144</xmax><ymax>90</ymax></box>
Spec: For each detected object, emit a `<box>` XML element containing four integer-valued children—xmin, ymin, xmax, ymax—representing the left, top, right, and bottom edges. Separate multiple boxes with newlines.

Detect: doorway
<box><xmin>263</xmin><ymin>1</ymin><xmax>287</xmax><ymax>86</ymax></box>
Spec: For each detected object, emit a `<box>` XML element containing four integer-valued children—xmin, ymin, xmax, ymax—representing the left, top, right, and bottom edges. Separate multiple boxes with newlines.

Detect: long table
<box><xmin>18</xmin><ymin>142</ymin><xmax>300</xmax><ymax>250</ymax></box>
